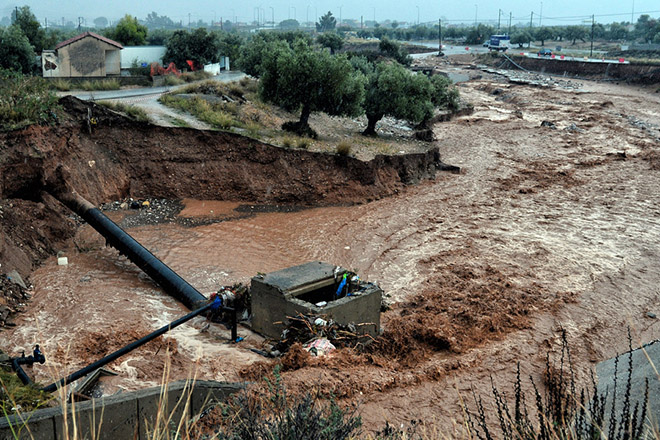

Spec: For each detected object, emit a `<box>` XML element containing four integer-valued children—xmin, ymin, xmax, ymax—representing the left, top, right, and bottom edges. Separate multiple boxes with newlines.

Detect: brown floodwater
<box><xmin>4</xmin><ymin>76</ymin><xmax>660</xmax><ymax>428</ymax></box>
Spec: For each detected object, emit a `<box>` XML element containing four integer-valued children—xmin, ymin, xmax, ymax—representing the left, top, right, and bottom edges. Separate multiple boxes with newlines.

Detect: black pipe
<box><xmin>42</xmin><ymin>303</ymin><xmax>212</xmax><ymax>393</ymax></box>
<box><xmin>11</xmin><ymin>346</ymin><xmax>46</xmax><ymax>386</ymax></box>
<box><xmin>48</xmin><ymin>191</ymin><xmax>207</xmax><ymax>310</ymax></box>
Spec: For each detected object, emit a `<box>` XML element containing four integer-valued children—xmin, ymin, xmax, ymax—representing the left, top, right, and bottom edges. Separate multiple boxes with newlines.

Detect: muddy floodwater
<box><xmin>4</xmin><ymin>70</ymin><xmax>660</xmax><ymax>429</ymax></box>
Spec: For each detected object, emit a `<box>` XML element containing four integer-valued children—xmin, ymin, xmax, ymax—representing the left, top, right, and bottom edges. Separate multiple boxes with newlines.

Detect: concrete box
<box><xmin>250</xmin><ymin>261</ymin><xmax>381</xmax><ymax>339</ymax></box>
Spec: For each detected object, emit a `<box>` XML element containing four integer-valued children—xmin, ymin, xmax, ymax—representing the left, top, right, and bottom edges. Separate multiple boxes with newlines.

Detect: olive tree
<box><xmin>259</xmin><ymin>40</ymin><xmax>365</xmax><ymax>137</ymax></box>
<box><xmin>362</xmin><ymin>61</ymin><xmax>433</xmax><ymax>136</ymax></box>
<box><xmin>164</xmin><ymin>28</ymin><xmax>221</xmax><ymax>69</ymax></box>
<box><xmin>317</xmin><ymin>32</ymin><xmax>343</xmax><ymax>54</ymax></box>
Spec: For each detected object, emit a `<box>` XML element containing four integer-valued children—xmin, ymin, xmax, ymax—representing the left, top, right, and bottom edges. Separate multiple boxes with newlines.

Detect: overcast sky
<box><xmin>3</xmin><ymin>0</ymin><xmax>659</xmax><ymax>27</ymax></box>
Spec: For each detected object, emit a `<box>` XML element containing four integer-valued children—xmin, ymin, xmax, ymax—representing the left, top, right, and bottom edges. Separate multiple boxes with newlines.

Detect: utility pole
<box><xmin>361</xmin><ymin>15</ymin><xmax>363</xmax><ymax>28</ymax></box>
<box><xmin>539</xmin><ymin>2</ymin><xmax>542</xmax><ymax>26</ymax></box>
<box><xmin>631</xmin><ymin>0</ymin><xmax>635</xmax><ymax>24</ymax></box>
<box><xmin>509</xmin><ymin>12</ymin><xmax>512</xmax><ymax>35</ymax></box>
<box><xmin>529</xmin><ymin>11</ymin><xmax>533</xmax><ymax>29</ymax></box>
<box><xmin>438</xmin><ymin>18</ymin><xmax>443</xmax><ymax>55</ymax></box>
<box><xmin>188</xmin><ymin>13</ymin><xmax>191</xmax><ymax>29</ymax></box>
<box><xmin>45</xmin><ymin>17</ymin><xmax>48</xmax><ymax>30</ymax></box>
<box><xmin>590</xmin><ymin>15</ymin><xmax>595</xmax><ymax>57</ymax></box>
<box><xmin>78</xmin><ymin>16</ymin><xmax>82</xmax><ymax>32</ymax></box>
<box><xmin>14</xmin><ymin>6</ymin><xmax>18</xmax><ymax>24</ymax></box>
<box><xmin>498</xmin><ymin>9</ymin><xmax>501</xmax><ymax>31</ymax></box>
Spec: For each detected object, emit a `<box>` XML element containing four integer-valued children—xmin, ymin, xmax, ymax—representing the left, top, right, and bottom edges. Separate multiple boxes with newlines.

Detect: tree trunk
<box><xmin>299</xmin><ymin>104</ymin><xmax>311</xmax><ymax>128</ymax></box>
<box><xmin>362</xmin><ymin>113</ymin><xmax>382</xmax><ymax>136</ymax></box>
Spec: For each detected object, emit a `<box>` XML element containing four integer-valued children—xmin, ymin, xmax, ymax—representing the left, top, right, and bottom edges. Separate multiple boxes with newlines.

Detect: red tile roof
<box><xmin>55</xmin><ymin>31</ymin><xmax>124</xmax><ymax>51</ymax></box>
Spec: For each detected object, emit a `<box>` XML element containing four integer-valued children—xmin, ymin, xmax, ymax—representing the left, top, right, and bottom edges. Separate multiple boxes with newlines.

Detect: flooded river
<box><xmin>3</xmin><ymin>73</ymin><xmax>660</xmax><ymax>428</ymax></box>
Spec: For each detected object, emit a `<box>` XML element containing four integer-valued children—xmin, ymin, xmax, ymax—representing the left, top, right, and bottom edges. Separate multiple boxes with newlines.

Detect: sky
<box><xmin>2</xmin><ymin>0</ymin><xmax>659</xmax><ymax>27</ymax></box>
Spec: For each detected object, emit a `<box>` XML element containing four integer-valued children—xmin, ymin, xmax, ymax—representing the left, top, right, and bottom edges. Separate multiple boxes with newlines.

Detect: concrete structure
<box><xmin>251</xmin><ymin>261</ymin><xmax>382</xmax><ymax>339</ymax></box>
<box><xmin>596</xmin><ymin>339</ymin><xmax>660</xmax><ymax>434</ymax></box>
<box><xmin>0</xmin><ymin>380</ymin><xmax>242</xmax><ymax>440</ymax></box>
<box><xmin>42</xmin><ymin>32</ymin><xmax>123</xmax><ymax>78</ymax></box>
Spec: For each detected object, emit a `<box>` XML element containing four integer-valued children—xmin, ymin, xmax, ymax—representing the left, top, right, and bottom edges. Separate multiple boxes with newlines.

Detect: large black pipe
<box><xmin>48</xmin><ymin>190</ymin><xmax>207</xmax><ymax>310</ymax></box>
<box><xmin>42</xmin><ymin>303</ymin><xmax>212</xmax><ymax>393</ymax></box>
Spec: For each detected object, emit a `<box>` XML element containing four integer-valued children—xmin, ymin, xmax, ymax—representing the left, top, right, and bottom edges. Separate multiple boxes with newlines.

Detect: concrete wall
<box><xmin>503</xmin><ymin>55</ymin><xmax>660</xmax><ymax>84</ymax></box>
<box><xmin>251</xmin><ymin>262</ymin><xmax>381</xmax><ymax>339</ymax></box>
<box><xmin>0</xmin><ymin>380</ymin><xmax>242</xmax><ymax>440</ymax></box>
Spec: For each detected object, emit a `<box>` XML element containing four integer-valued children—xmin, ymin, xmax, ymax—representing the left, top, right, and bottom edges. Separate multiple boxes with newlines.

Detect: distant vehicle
<box><xmin>537</xmin><ymin>48</ymin><xmax>553</xmax><ymax>56</ymax></box>
<box><xmin>487</xmin><ymin>34</ymin><xmax>510</xmax><ymax>52</ymax></box>
<box><xmin>483</xmin><ymin>41</ymin><xmax>489</xmax><ymax>47</ymax></box>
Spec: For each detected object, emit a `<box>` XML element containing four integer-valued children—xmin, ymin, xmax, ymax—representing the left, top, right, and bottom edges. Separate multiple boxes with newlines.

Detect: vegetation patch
<box><xmin>0</xmin><ymin>70</ymin><xmax>60</xmax><ymax>131</ymax></box>
<box><xmin>159</xmin><ymin>94</ymin><xmax>240</xmax><ymax>130</ymax></box>
<box><xmin>97</xmin><ymin>100</ymin><xmax>151</xmax><ymax>123</ymax></box>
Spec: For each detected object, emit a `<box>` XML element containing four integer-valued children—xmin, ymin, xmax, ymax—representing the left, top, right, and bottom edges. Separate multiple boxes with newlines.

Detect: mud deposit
<box><xmin>2</xmin><ymin>60</ymin><xmax>660</xmax><ymax>431</ymax></box>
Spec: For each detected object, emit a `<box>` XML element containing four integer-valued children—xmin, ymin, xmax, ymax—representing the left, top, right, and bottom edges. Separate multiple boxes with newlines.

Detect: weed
<box><xmin>466</xmin><ymin>329</ymin><xmax>654</xmax><ymax>440</ymax></box>
<box><xmin>297</xmin><ymin>138</ymin><xmax>311</xmax><ymax>149</ymax></box>
<box><xmin>160</xmin><ymin>94</ymin><xmax>241</xmax><ymax>130</ymax></box>
<box><xmin>245</xmin><ymin>122</ymin><xmax>262</xmax><ymax>138</ymax></box>
<box><xmin>167</xmin><ymin>117</ymin><xmax>189</xmax><ymax>128</ymax></box>
<box><xmin>0</xmin><ymin>70</ymin><xmax>60</xmax><ymax>130</ymax></box>
<box><xmin>162</xmin><ymin>75</ymin><xmax>185</xmax><ymax>86</ymax></box>
<box><xmin>214</xmin><ymin>366</ymin><xmax>362</xmax><ymax>439</ymax></box>
<box><xmin>97</xmin><ymin>101</ymin><xmax>151</xmax><ymax>123</ymax></box>
<box><xmin>336</xmin><ymin>141</ymin><xmax>352</xmax><ymax>156</ymax></box>
<box><xmin>181</xmin><ymin>71</ymin><xmax>212</xmax><ymax>83</ymax></box>
<box><xmin>50</xmin><ymin>78</ymin><xmax>72</xmax><ymax>91</ymax></box>
<box><xmin>282</xmin><ymin>137</ymin><xmax>293</xmax><ymax>148</ymax></box>
<box><xmin>78</xmin><ymin>79</ymin><xmax>121</xmax><ymax>91</ymax></box>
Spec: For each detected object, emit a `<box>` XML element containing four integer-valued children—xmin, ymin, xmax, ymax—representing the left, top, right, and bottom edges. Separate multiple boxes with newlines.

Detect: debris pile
<box><xmin>272</xmin><ymin>313</ymin><xmax>371</xmax><ymax>355</ymax></box>
<box><xmin>0</xmin><ymin>274</ymin><xmax>30</xmax><ymax>328</ymax></box>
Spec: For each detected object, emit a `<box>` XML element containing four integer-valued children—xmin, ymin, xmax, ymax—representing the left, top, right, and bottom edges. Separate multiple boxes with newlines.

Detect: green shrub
<box><xmin>336</xmin><ymin>141</ymin><xmax>351</xmax><ymax>156</ymax></box>
<box><xmin>297</xmin><ymin>138</ymin><xmax>311</xmax><ymax>149</ymax></box>
<box><xmin>282</xmin><ymin>136</ymin><xmax>293</xmax><ymax>148</ymax></box>
<box><xmin>0</xmin><ymin>70</ymin><xmax>60</xmax><ymax>130</ymax></box>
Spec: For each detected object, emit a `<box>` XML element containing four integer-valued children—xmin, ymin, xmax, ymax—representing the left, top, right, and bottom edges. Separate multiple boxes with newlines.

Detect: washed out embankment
<box><xmin>0</xmin><ymin>96</ymin><xmax>443</xmax><ymax>281</ymax></box>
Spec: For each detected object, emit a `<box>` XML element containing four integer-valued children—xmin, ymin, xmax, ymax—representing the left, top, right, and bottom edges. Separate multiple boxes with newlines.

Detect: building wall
<box><xmin>55</xmin><ymin>37</ymin><xmax>121</xmax><ymax>77</ymax></box>
<box><xmin>120</xmin><ymin>46</ymin><xmax>167</xmax><ymax>69</ymax></box>
<box><xmin>105</xmin><ymin>49</ymin><xmax>121</xmax><ymax>75</ymax></box>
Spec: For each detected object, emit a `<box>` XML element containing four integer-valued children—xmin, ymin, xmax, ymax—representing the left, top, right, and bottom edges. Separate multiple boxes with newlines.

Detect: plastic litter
<box><xmin>303</xmin><ymin>338</ymin><xmax>336</xmax><ymax>356</ymax></box>
<box><xmin>315</xmin><ymin>301</ymin><xmax>327</xmax><ymax>307</ymax></box>
<box><xmin>57</xmin><ymin>257</ymin><xmax>68</xmax><ymax>266</ymax></box>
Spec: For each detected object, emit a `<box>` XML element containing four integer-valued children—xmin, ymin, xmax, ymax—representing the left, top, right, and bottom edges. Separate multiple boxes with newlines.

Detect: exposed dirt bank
<box><xmin>0</xmin><ymin>96</ymin><xmax>442</xmax><ymax>282</ymax></box>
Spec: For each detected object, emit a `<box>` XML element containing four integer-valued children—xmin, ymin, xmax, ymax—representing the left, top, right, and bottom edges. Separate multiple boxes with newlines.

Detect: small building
<box><xmin>42</xmin><ymin>31</ymin><xmax>123</xmax><ymax>78</ymax></box>
<box><xmin>250</xmin><ymin>261</ymin><xmax>382</xmax><ymax>339</ymax></box>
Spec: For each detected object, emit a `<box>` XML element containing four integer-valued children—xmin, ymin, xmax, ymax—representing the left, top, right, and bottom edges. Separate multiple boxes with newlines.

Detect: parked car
<box><xmin>537</xmin><ymin>48</ymin><xmax>553</xmax><ymax>56</ymax></box>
